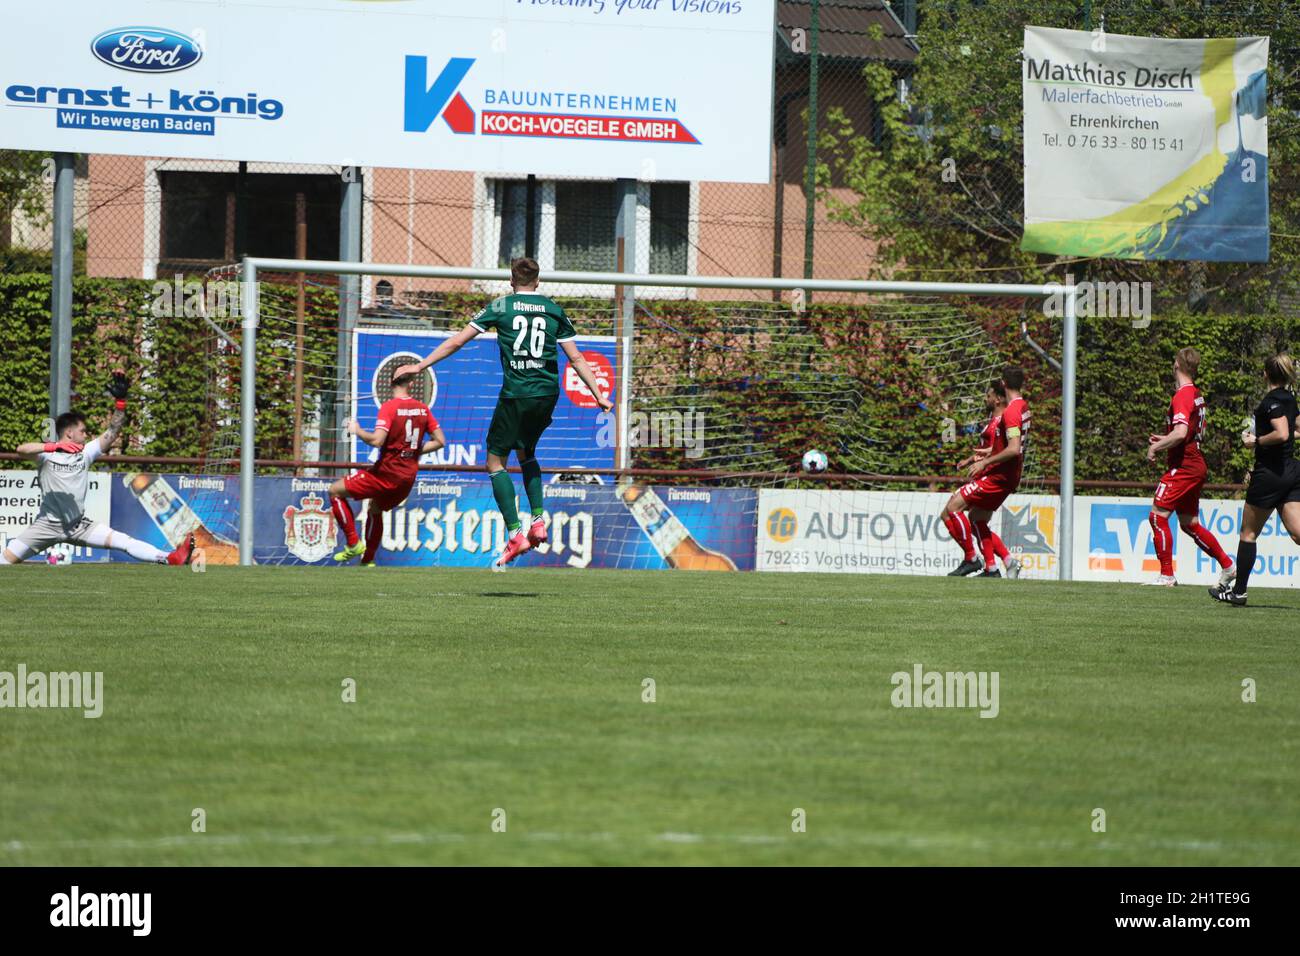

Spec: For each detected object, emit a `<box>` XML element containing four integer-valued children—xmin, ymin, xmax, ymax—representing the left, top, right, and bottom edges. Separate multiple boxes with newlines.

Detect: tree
<box><xmin>0</xmin><ymin>150</ymin><xmax>50</xmax><ymax>249</ymax></box>
<box><xmin>816</xmin><ymin>0</ymin><xmax>1300</xmax><ymax>313</ymax></box>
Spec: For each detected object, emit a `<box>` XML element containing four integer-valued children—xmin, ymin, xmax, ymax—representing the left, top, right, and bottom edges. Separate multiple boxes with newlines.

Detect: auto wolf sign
<box><xmin>0</xmin><ymin>0</ymin><xmax>775</xmax><ymax>183</ymax></box>
<box><xmin>998</xmin><ymin>500</ymin><xmax>1058</xmax><ymax>577</ymax></box>
<box><xmin>1022</xmin><ymin>26</ymin><xmax>1269</xmax><ymax>262</ymax></box>
<box><xmin>756</xmin><ymin>490</ymin><xmax>1060</xmax><ymax>579</ymax></box>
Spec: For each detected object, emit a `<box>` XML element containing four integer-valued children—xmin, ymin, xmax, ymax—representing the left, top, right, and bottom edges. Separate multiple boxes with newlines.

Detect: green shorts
<box><xmin>486</xmin><ymin>394</ymin><xmax>558</xmax><ymax>457</ymax></box>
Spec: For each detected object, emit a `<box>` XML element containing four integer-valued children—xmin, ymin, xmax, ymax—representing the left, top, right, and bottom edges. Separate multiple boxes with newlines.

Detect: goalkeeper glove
<box><xmin>107</xmin><ymin>371</ymin><xmax>129</xmax><ymax>410</ymax></box>
<box><xmin>43</xmin><ymin>440</ymin><xmax>85</xmax><ymax>454</ymax></box>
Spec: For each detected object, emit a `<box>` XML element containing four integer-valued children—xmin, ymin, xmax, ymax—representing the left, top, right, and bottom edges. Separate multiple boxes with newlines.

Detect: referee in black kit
<box><xmin>1211</xmin><ymin>354</ymin><xmax>1300</xmax><ymax>606</ymax></box>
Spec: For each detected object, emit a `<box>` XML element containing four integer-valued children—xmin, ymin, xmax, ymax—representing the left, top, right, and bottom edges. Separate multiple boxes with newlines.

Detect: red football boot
<box><xmin>167</xmin><ymin>533</ymin><xmax>196</xmax><ymax>566</ymax></box>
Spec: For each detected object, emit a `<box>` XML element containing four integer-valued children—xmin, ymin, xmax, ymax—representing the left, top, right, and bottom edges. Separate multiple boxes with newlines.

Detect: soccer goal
<box><xmin>180</xmin><ymin>260</ymin><xmax>1079</xmax><ymax>577</ymax></box>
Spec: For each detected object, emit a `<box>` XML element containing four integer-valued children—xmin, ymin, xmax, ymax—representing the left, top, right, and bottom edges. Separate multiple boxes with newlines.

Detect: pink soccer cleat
<box><xmin>526</xmin><ymin>518</ymin><xmax>548</xmax><ymax>549</ymax></box>
<box><xmin>492</xmin><ymin>531</ymin><xmax>531</xmax><ymax>571</ymax></box>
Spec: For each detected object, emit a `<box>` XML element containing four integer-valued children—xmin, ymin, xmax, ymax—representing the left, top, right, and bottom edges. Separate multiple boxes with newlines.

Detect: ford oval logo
<box><xmin>91</xmin><ymin>27</ymin><xmax>202</xmax><ymax>74</ymax></box>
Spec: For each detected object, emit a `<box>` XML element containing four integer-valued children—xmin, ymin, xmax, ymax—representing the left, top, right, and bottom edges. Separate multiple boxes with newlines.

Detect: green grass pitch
<box><xmin>2</xmin><ymin>565</ymin><xmax>1298</xmax><ymax>866</ymax></box>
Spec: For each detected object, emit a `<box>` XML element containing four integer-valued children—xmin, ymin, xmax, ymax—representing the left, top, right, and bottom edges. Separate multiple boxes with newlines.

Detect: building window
<box><xmin>649</xmin><ymin>182</ymin><xmax>689</xmax><ymax>275</ymax></box>
<box><xmin>160</xmin><ymin>172</ymin><xmax>228</xmax><ymax>263</ymax></box>
<box><xmin>484</xmin><ymin>177</ymin><xmax>693</xmax><ymax>280</ymax></box>
<box><xmin>494</xmin><ymin>179</ymin><xmax>543</xmax><ymax>267</ymax></box>
<box><xmin>158</xmin><ymin>171</ymin><xmax>341</xmax><ymax>272</ymax></box>
<box><xmin>555</xmin><ymin>180</ymin><xmax>619</xmax><ymax>271</ymax></box>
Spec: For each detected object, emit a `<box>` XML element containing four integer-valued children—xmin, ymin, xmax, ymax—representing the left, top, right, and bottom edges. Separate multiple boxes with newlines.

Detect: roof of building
<box><xmin>777</xmin><ymin>0</ymin><xmax>919</xmax><ymax>63</ymax></box>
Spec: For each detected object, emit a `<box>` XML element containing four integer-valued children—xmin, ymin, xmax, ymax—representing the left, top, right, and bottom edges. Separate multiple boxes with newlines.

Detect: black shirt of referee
<box><xmin>1254</xmin><ymin>387</ymin><xmax>1297</xmax><ymax>467</ymax></box>
<box><xmin>1246</xmin><ymin>386</ymin><xmax>1300</xmax><ymax>509</ymax></box>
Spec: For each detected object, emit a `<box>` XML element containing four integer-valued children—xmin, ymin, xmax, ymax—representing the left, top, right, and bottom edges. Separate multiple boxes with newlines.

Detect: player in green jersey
<box><xmin>397</xmin><ymin>257</ymin><xmax>613</xmax><ymax>569</ymax></box>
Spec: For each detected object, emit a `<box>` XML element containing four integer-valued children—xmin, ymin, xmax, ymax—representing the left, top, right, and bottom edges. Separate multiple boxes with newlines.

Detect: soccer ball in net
<box><xmin>801</xmin><ymin>449</ymin><xmax>829</xmax><ymax>474</ymax></box>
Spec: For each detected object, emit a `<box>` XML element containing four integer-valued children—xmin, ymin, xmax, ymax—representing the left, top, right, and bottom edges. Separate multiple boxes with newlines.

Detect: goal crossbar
<box><xmin>237</xmin><ymin>257</ymin><xmax>1081</xmax><ymax>577</ymax></box>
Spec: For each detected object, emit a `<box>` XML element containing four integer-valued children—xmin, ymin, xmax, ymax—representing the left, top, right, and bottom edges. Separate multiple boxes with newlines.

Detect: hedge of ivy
<box><xmin>0</xmin><ymin>273</ymin><xmax>337</xmax><ymax>460</ymax></box>
<box><xmin>2</xmin><ymin>274</ymin><xmax>1295</xmax><ymax>492</ymax></box>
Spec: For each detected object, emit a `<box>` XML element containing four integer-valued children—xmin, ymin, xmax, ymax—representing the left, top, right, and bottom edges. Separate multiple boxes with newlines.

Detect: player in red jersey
<box><xmin>942</xmin><ymin>366</ymin><xmax>1029</xmax><ymax>578</ymax></box>
<box><xmin>329</xmin><ymin>371</ymin><xmax>445</xmax><ymax>567</ymax></box>
<box><xmin>954</xmin><ymin>381</ymin><xmax>1022</xmax><ymax>579</ymax></box>
<box><xmin>1144</xmin><ymin>347</ymin><xmax>1234</xmax><ymax>588</ymax></box>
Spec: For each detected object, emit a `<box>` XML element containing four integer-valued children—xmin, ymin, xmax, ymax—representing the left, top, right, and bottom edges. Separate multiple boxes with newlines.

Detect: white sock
<box><xmin>106</xmin><ymin>532</ymin><xmax>168</xmax><ymax>563</ymax></box>
<box><xmin>80</xmin><ymin>524</ymin><xmax>169</xmax><ymax>563</ymax></box>
<box><xmin>122</xmin><ymin>536</ymin><xmax>169</xmax><ymax>564</ymax></box>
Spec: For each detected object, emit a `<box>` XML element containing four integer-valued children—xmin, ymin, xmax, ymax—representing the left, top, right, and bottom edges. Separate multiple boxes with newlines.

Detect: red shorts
<box><xmin>1153</xmin><ymin>466</ymin><xmax>1205</xmax><ymax>516</ymax></box>
<box><xmin>344</xmin><ymin>468</ymin><xmax>414</xmax><ymax>512</ymax></box>
<box><xmin>958</xmin><ymin>474</ymin><xmax>1015</xmax><ymax>511</ymax></box>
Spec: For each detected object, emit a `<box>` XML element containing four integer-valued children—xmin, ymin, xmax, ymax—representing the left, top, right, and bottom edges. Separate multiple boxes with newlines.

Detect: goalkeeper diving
<box><xmin>2</xmin><ymin>372</ymin><xmax>194</xmax><ymax>566</ymax></box>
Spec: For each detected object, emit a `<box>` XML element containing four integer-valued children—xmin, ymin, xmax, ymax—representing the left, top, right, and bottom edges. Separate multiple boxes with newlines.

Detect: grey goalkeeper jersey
<box><xmin>36</xmin><ymin>439</ymin><xmax>102</xmax><ymax>526</ymax></box>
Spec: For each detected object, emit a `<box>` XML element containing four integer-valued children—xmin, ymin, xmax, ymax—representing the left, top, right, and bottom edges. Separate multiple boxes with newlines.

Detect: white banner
<box><xmin>757</xmin><ymin>489</ymin><xmax>1299</xmax><ymax>589</ymax></box>
<box><xmin>757</xmin><ymin>489</ymin><xmax>1062</xmax><ymax>580</ymax></box>
<box><xmin>1077</xmin><ymin>495</ymin><xmax>1297</xmax><ymax>589</ymax></box>
<box><xmin>0</xmin><ymin>471</ymin><xmax>112</xmax><ymax>563</ymax></box>
<box><xmin>0</xmin><ymin>0</ymin><xmax>776</xmax><ymax>183</ymax></box>
<box><xmin>1022</xmin><ymin>26</ymin><xmax>1269</xmax><ymax>262</ymax></box>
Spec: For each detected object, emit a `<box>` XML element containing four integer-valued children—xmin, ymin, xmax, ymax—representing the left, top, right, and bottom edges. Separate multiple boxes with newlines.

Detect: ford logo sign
<box><xmin>91</xmin><ymin>27</ymin><xmax>202</xmax><ymax>73</ymax></box>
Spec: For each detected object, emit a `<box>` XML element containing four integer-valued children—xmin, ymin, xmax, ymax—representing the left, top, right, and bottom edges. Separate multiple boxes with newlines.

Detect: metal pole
<box><xmin>334</xmin><ymin>168</ymin><xmax>362</xmax><ymax>463</ymax></box>
<box><xmin>240</xmin><ymin>257</ymin><xmax>259</xmax><ymax>566</ymax></box>
<box><xmin>293</xmin><ymin>192</ymin><xmax>307</xmax><ymax>469</ymax></box>
<box><xmin>243</xmin><ymin>260</ymin><xmax>1062</xmax><ymax>297</ymax></box>
<box><xmin>771</xmin><ymin>90</ymin><xmax>811</xmax><ymax>297</ymax></box>
<box><xmin>49</xmin><ymin>152</ymin><xmax>75</xmax><ymax>417</ymax></box>
<box><xmin>524</xmin><ymin>173</ymin><xmax>537</xmax><ymax>259</ymax></box>
<box><xmin>802</xmin><ymin>0</ymin><xmax>819</xmax><ymax>286</ymax></box>
<box><xmin>1021</xmin><ymin>323</ymin><xmax>1063</xmax><ymax>374</ymax></box>
<box><xmin>613</xmin><ymin>236</ymin><xmax>627</xmax><ymax>468</ymax></box>
<box><xmin>1059</xmin><ymin>283</ymin><xmax>1078</xmax><ymax>582</ymax></box>
<box><xmin>234</xmin><ymin>161</ymin><xmax>248</xmax><ymax>257</ymax></box>
<box><xmin>772</xmin><ymin>140</ymin><xmax>785</xmax><ymax>294</ymax></box>
<box><xmin>614</xmin><ymin>178</ymin><xmax>637</xmax><ymax>471</ymax></box>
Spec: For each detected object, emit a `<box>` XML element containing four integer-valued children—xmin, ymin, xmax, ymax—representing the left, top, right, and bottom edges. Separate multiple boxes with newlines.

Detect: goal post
<box><xmin>236</xmin><ymin>257</ymin><xmax>1079</xmax><ymax>577</ymax></box>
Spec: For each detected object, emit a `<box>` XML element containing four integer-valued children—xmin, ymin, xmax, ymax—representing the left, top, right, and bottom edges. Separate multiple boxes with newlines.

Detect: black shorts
<box><xmin>1244</xmin><ymin>460</ymin><xmax>1300</xmax><ymax>511</ymax></box>
<box><xmin>486</xmin><ymin>394</ymin><xmax>558</xmax><ymax>457</ymax></box>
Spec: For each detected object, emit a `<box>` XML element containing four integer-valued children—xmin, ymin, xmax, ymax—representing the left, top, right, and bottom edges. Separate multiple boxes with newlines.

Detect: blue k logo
<box><xmin>404</xmin><ymin>56</ymin><xmax>476</xmax><ymax>134</ymax></box>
